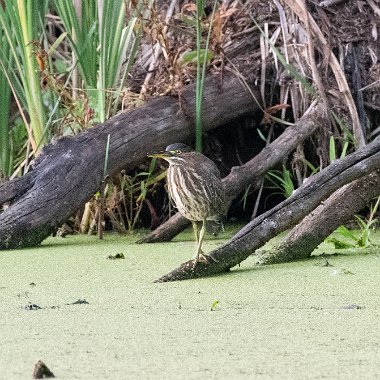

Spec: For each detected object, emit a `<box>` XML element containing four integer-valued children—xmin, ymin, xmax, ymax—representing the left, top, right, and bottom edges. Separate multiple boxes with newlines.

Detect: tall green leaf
<box><xmin>55</xmin><ymin>0</ymin><xmax>144</xmax><ymax>122</ymax></box>
<box><xmin>0</xmin><ymin>0</ymin><xmax>49</xmax><ymax>154</ymax></box>
<box><xmin>0</xmin><ymin>18</ymin><xmax>12</xmax><ymax>176</ymax></box>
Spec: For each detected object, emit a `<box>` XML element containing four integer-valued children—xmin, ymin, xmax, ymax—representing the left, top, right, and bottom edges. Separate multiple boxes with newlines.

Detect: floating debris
<box><xmin>106</xmin><ymin>252</ymin><xmax>125</xmax><ymax>260</ymax></box>
<box><xmin>24</xmin><ymin>303</ymin><xmax>42</xmax><ymax>310</ymax></box>
<box><xmin>32</xmin><ymin>359</ymin><xmax>55</xmax><ymax>378</ymax></box>
<box><xmin>342</xmin><ymin>304</ymin><xmax>362</xmax><ymax>310</ymax></box>
<box><xmin>315</xmin><ymin>258</ymin><xmax>333</xmax><ymax>267</ymax></box>
<box><xmin>68</xmin><ymin>299</ymin><xmax>89</xmax><ymax>305</ymax></box>
<box><xmin>330</xmin><ymin>268</ymin><xmax>354</xmax><ymax>276</ymax></box>
<box><xmin>210</xmin><ymin>300</ymin><xmax>219</xmax><ymax>311</ymax></box>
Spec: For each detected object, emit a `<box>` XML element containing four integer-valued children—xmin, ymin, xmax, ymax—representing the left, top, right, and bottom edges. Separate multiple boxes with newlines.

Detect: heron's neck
<box><xmin>167</xmin><ymin>157</ymin><xmax>186</xmax><ymax>166</ymax></box>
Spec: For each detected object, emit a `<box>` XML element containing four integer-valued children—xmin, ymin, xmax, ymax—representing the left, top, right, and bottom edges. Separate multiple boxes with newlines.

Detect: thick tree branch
<box><xmin>0</xmin><ymin>74</ymin><xmax>258</xmax><ymax>249</ymax></box>
<box><xmin>0</xmin><ymin>173</ymin><xmax>34</xmax><ymax>205</ymax></box>
<box><xmin>157</xmin><ymin>136</ymin><xmax>380</xmax><ymax>282</ymax></box>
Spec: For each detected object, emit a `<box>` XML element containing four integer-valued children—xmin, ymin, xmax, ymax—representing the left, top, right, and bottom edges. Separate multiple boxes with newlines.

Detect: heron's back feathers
<box><xmin>166</xmin><ymin>150</ymin><xmax>226</xmax><ymax>230</ymax></box>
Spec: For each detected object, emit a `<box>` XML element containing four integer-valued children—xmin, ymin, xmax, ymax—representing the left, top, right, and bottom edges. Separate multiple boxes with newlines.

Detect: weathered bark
<box><xmin>256</xmin><ymin>170</ymin><xmax>380</xmax><ymax>265</ymax></box>
<box><xmin>0</xmin><ymin>74</ymin><xmax>258</xmax><ymax>249</ymax></box>
<box><xmin>139</xmin><ymin>102</ymin><xmax>326</xmax><ymax>243</ymax></box>
<box><xmin>156</xmin><ymin>136</ymin><xmax>380</xmax><ymax>282</ymax></box>
<box><xmin>0</xmin><ymin>173</ymin><xmax>34</xmax><ymax>205</ymax></box>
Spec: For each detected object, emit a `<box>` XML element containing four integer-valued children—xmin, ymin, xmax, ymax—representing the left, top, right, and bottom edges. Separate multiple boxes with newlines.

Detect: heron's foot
<box><xmin>197</xmin><ymin>253</ymin><xmax>209</xmax><ymax>264</ymax></box>
<box><xmin>192</xmin><ymin>253</ymin><xmax>219</xmax><ymax>266</ymax></box>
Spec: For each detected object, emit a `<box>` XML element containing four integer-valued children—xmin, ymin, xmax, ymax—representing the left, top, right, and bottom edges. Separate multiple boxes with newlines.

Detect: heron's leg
<box><xmin>194</xmin><ymin>221</ymin><xmax>206</xmax><ymax>262</ymax></box>
<box><xmin>192</xmin><ymin>221</ymin><xmax>200</xmax><ymax>245</ymax></box>
<box><xmin>192</xmin><ymin>221</ymin><xmax>203</xmax><ymax>254</ymax></box>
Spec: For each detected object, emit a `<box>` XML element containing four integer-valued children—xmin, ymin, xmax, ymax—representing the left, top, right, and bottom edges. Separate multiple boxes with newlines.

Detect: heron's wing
<box><xmin>200</xmin><ymin>170</ymin><xmax>226</xmax><ymax>217</ymax></box>
<box><xmin>204</xmin><ymin>168</ymin><xmax>226</xmax><ymax>237</ymax></box>
<box><xmin>193</xmin><ymin>155</ymin><xmax>225</xmax><ymax>215</ymax></box>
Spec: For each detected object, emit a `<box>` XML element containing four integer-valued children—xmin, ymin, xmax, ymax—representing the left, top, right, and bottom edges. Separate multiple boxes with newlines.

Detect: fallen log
<box><xmin>256</xmin><ymin>170</ymin><xmax>380</xmax><ymax>265</ymax></box>
<box><xmin>0</xmin><ymin>74</ymin><xmax>258</xmax><ymax>249</ymax></box>
<box><xmin>156</xmin><ymin>136</ymin><xmax>380</xmax><ymax>282</ymax></box>
<box><xmin>139</xmin><ymin>101</ymin><xmax>325</xmax><ymax>243</ymax></box>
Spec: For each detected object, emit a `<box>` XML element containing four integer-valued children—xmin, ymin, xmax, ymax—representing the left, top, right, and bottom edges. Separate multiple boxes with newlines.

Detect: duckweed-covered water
<box><xmin>0</xmin><ymin>228</ymin><xmax>379</xmax><ymax>379</ymax></box>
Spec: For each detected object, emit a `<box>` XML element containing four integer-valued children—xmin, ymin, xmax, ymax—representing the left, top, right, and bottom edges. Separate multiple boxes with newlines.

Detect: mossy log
<box><xmin>0</xmin><ymin>74</ymin><xmax>258</xmax><ymax>249</ymax></box>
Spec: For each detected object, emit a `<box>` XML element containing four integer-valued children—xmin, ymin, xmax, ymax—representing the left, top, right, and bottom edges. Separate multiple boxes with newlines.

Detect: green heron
<box><xmin>149</xmin><ymin>143</ymin><xmax>226</xmax><ymax>263</ymax></box>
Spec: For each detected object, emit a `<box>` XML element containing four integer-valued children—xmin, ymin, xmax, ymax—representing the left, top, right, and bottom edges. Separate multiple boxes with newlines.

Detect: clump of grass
<box><xmin>266</xmin><ymin>166</ymin><xmax>294</xmax><ymax>199</ymax></box>
<box><xmin>327</xmin><ymin>196</ymin><xmax>380</xmax><ymax>250</ymax></box>
<box><xmin>55</xmin><ymin>0</ymin><xmax>144</xmax><ymax>123</ymax></box>
<box><xmin>0</xmin><ymin>0</ymin><xmax>50</xmax><ymax>158</ymax></box>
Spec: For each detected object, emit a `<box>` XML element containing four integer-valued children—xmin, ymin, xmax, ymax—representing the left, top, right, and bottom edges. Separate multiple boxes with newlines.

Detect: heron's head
<box><xmin>148</xmin><ymin>143</ymin><xmax>194</xmax><ymax>164</ymax></box>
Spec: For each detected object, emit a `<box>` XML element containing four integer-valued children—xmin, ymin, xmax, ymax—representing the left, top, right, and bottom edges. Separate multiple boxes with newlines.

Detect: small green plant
<box><xmin>329</xmin><ymin>115</ymin><xmax>355</xmax><ymax>164</ymax></box>
<box><xmin>240</xmin><ymin>184</ymin><xmax>252</xmax><ymax>211</ymax></box>
<box><xmin>300</xmin><ymin>158</ymin><xmax>319</xmax><ymax>176</ymax></box>
<box><xmin>329</xmin><ymin>133</ymin><xmax>351</xmax><ymax>163</ymax></box>
<box><xmin>327</xmin><ymin>196</ymin><xmax>380</xmax><ymax>249</ymax></box>
<box><xmin>266</xmin><ymin>166</ymin><xmax>294</xmax><ymax>199</ymax></box>
<box><xmin>103</xmin><ymin>159</ymin><xmax>167</xmax><ymax>234</ymax></box>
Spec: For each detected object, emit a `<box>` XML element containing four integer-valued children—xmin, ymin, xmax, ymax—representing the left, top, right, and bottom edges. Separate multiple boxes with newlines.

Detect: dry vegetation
<box><xmin>131</xmin><ymin>0</ymin><xmax>380</xmax><ymax>231</ymax></box>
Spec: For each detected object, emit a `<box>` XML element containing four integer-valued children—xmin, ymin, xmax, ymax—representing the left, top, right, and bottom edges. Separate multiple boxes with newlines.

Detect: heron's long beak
<box><xmin>148</xmin><ymin>151</ymin><xmax>171</xmax><ymax>159</ymax></box>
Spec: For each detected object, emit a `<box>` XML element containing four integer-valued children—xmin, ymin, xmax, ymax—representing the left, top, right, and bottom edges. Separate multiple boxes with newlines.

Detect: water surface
<box><xmin>0</xmin><ymin>230</ymin><xmax>379</xmax><ymax>379</ymax></box>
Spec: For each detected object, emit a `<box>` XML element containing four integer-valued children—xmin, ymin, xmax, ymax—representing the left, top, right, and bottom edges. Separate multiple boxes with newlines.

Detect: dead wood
<box><xmin>0</xmin><ymin>74</ymin><xmax>258</xmax><ymax>249</ymax></box>
<box><xmin>139</xmin><ymin>102</ymin><xmax>326</xmax><ymax>243</ymax></box>
<box><xmin>156</xmin><ymin>136</ymin><xmax>380</xmax><ymax>282</ymax></box>
<box><xmin>256</xmin><ymin>170</ymin><xmax>380</xmax><ymax>265</ymax></box>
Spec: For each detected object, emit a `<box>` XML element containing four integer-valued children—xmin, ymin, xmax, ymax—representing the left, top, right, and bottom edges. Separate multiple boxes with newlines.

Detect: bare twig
<box><xmin>300</xmin><ymin>0</ymin><xmax>330</xmax><ymax>114</ymax></box>
<box><xmin>319</xmin><ymin>0</ymin><xmax>347</xmax><ymax>8</ymax></box>
<box><xmin>365</xmin><ymin>0</ymin><xmax>380</xmax><ymax>18</ymax></box>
